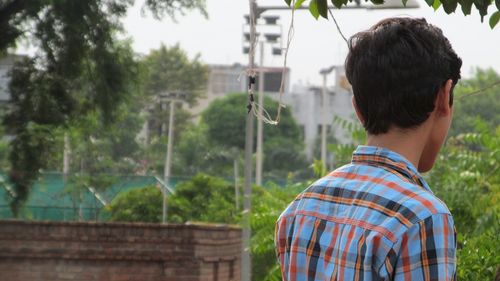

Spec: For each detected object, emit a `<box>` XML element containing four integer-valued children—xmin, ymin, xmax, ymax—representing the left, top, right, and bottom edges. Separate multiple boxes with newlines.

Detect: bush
<box><xmin>167</xmin><ymin>173</ymin><xmax>239</xmax><ymax>224</ymax></box>
<box><xmin>106</xmin><ymin>185</ymin><xmax>162</xmax><ymax>223</ymax></box>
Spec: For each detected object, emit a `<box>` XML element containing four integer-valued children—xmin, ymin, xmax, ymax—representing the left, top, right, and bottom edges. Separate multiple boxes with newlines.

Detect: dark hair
<box><xmin>345</xmin><ymin>17</ymin><xmax>462</xmax><ymax>135</ymax></box>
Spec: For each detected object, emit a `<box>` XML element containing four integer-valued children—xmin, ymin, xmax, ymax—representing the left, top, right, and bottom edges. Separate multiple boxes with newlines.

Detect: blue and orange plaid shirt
<box><xmin>275</xmin><ymin>146</ymin><xmax>456</xmax><ymax>280</ymax></box>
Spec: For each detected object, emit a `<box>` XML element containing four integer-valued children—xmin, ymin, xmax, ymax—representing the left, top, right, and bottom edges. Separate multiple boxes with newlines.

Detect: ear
<box><xmin>352</xmin><ymin>96</ymin><xmax>365</xmax><ymax>125</ymax></box>
<box><xmin>435</xmin><ymin>79</ymin><xmax>453</xmax><ymax>117</ymax></box>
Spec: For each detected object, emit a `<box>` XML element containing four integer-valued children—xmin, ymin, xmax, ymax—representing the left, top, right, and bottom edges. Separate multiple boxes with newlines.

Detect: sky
<box><xmin>124</xmin><ymin>0</ymin><xmax>500</xmax><ymax>86</ymax></box>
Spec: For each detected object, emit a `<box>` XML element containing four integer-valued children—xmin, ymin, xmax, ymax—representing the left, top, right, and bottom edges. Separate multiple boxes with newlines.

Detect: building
<box><xmin>187</xmin><ymin>63</ymin><xmax>355</xmax><ymax>165</ymax></box>
<box><xmin>284</xmin><ymin>66</ymin><xmax>355</xmax><ymax>162</ymax></box>
<box><xmin>189</xmin><ymin>63</ymin><xmax>290</xmax><ymax>118</ymax></box>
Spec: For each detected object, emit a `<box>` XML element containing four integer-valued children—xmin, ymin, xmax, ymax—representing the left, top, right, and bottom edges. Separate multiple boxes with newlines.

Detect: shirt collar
<box><xmin>351</xmin><ymin>145</ymin><xmax>432</xmax><ymax>193</ymax></box>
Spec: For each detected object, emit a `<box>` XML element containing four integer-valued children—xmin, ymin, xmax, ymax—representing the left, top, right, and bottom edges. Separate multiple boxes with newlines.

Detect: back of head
<box><xmin>345</xmin><ymin>17</ymin><xmax>462</xmax><ymax>135</ymax></box>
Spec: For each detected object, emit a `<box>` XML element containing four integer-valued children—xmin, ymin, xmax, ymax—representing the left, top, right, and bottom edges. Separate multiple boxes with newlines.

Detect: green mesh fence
<box><xmin>0</xmin><ymin>172</ymin><xmax>188</xmax><ymax>222</ymax></box>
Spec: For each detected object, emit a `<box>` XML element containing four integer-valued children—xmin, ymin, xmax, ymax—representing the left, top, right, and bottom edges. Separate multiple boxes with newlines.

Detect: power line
<box><xmin>458</xmin><ymin>80</ymin><xmax>500</xmax><ymax>100</ymax></box>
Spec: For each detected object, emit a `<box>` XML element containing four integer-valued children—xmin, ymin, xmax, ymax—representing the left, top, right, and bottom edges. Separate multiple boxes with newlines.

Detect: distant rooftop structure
<box><xmin>189</xmin><ymin>63</ymin><xmax>290</xmax><ymax>118</ymax></box>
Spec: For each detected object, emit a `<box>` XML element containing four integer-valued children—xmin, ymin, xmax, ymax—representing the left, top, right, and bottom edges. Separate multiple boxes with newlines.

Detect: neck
<box><xmin>365</xmin><ymin>126</ymin><xmax>430</xmax><ymax>169</ymax></box>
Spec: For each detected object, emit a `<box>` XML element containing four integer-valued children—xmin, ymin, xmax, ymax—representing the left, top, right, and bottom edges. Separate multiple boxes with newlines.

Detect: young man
<box><xmin>275</xmin><ymin>17</ymin><xmax>462</xmax><ymax>280</ymax></box>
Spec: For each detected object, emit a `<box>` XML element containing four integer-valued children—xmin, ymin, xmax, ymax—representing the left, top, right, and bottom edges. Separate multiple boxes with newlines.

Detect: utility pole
<box><xmin>63</xmin><ymin>133</ymin><xmax>71</xmax><ymax>181</ymax></box>
<box><xmin>321</xmin><ymin>72</ymin><xmax>328</xmax><ymax>166</ymax></box>
<box><xmin>256</xmin><ymin>41</ymin><xmax>265</xmax><ymax>186</ymax></box>
<box><xmin>241</xmin><ymin>1</ymin><xmax>257</xmax><ymax>279</ymax></box>
<box><xmin>240</xmin><ymin>2</ymin><xmax>419</xmax><ymax>279</ymax></box>
<box><xmin>63</xmin><ymin>133</ymin><xmax>72</xmax><ymax>221</ymax></box>
<box><xmin>234</xmin><ymin>158</ymin><xmax>240</xmax><ymax>210</ymax></box>
<box><xmin>161</xmin><ymin>92</ymin><xmax>185</xmax><ymax>224</ymax></box>
<box><xmin>319</xmin><ymin>66</ymin><xmax>335</xmax><ymax>167</ymax></box>
<box><xmin>163</xmin><ymin>100</ymin><xmax>175</xmax><ymax>224</ymax></box>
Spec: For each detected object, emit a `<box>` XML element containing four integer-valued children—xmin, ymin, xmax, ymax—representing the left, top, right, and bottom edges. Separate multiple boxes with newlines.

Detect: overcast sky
<box><xmin>123</xmin><ymin>0</ymin><xmax>500</xmax><ymax>86</ymax></box>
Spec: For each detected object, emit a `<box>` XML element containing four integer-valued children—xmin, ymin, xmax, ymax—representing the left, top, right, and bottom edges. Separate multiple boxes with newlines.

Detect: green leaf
<box><xmin>317</xmin><ymin>0</ymin><xmax>328</xmax><ymax>18</ymax></box>
<box><xmin>496</xmin><ymin>0</ymin><xmax>500</xmax><ymax>11</ymax></box>
<box><xmin>370</xmin><ymin>0</ymin><xmax>384</xmax><ymax>4</ymax></box>
<box><xmin>490</xmin><ymin>11</ymin><xmax>500</xmax><ymax>28</ymax></box>
<box><xmin>441</xmin><ymin>0</ymin><xmax>458</xmax><ymax>13</ymax></box>
<box><xmin>425</xmin><ymin>0</ymin><xmax>435</xmax><ymax>6</ymax></box>
<box><xmin>459</xmin><ymin>0</ymin><xmax>473</xmax><ymax>15</ymax></box>
<box><xmin>331</xmin><ymin>0</ymin><xmax>344</xmax><ymax>8</ymax></box>
<box><xmin>309</xmin><ymin>0</ymin><xmax>320</xmax><ymax>19</ymax></box>
<box><xmin>433</xmin><ymin>0</ymin><xmax>442</xmax><ymax>11</ymax></box>
<box><xmin>474</xmin><ymin>0</ymin><xmax>489</xmax><ymax>22</ymax></box>
<box><xmin>284</xmin><ymin>0</ymin><xmax>292</xmax><ymax>6</ymax></box>
<box><xmin>294</xmin><ymin>0</ymin><xmax>308</xmax><ymax>8</ymax></box>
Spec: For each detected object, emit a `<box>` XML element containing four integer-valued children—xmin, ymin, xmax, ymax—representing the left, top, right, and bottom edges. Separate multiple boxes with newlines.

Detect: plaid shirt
<box><xmin>275</xmin><ymin>146</ymin><xmax>456</xmax><ymax>281</ymax></box>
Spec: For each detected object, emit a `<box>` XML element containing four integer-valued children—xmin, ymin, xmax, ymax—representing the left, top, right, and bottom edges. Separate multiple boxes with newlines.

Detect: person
<box><xmin>275</xmin><ymin>17</ymin><xmax>462</xmax><ymax>281</ymax></box>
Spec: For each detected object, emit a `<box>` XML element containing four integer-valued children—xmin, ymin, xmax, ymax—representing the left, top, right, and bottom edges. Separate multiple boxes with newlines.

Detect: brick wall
<box><xmin>0</xmin><ymin>220</ymin><xmax>241</xmax><ymax>281</ymax></box>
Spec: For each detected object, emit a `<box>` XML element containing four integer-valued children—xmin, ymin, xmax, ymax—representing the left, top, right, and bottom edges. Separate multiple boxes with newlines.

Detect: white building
<box><xmin>284</xmin><ymin>66</ymin><xmax>355</xmax><ymax>161</ymax></box>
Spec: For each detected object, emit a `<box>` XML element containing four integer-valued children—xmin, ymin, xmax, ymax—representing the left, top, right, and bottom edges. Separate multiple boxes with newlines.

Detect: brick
<box><xmin>0</xmin><ymin>220</ymin><xmax>241</xmax><ymax>281</ymax></box>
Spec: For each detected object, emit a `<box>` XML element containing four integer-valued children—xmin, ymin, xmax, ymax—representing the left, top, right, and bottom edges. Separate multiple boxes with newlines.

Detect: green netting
<box><xmin>0</xmin><ymin>172</ymin><xmax>186</xmax><ymax>222</ymax></box>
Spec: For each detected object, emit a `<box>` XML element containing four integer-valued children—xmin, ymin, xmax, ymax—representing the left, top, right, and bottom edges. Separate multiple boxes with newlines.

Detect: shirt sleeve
<box><xmin>392</xmin><ymin>213</ymin><xmax>457</xmax><ymax>281</ymax></box>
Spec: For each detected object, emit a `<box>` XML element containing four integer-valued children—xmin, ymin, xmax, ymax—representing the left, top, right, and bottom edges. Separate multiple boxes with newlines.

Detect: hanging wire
<box><xmin>242</xmin><ymin>0</ymin><xmax>297</xmax><ymax>126</ymax></box>
<box><xmin>244</xmin><ymin>0</ymin><xmax>258</xmax><ymax>116</ymax></box>
<box><xmin>243</xmin><ymin>1</ymin><xmax>499</xmax><ymax>126</ymax></box>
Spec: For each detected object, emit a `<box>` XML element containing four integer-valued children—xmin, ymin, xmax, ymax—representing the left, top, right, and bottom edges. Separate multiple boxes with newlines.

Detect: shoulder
<box><xmin>330</xmin><ymin>163</ymin><xmax>453</xmax><ymax>230</ymax></box>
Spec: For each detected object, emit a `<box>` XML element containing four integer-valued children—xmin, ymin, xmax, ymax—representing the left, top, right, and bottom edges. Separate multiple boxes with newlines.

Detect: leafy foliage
<box><xmin>428</xmin><ymin>123</ymin><xmax>500</xmax><ymax>280</ymax></box>
<box><xmin>328</xmin><ymin>116</ymin><xmax>366</xmax><ymax>166</ymax></box>
<box><xmin>173</xmin><ymin>122</ymin><xmax>242</xmax><ymax>177</ymax></box>
<box><xmin>202</xmin><ymin>93</ymin><xmax>307</xmax><ymax>178</ymax></box>
<box><xmin>450</xmin><ymin>68</ymin><xmax>500</xmax><ymax>136</ymax></box>
<box><xmin>107</xmin><ymin>173</ymin><xmax>238</xmax><ymax>225</ymax></box>
<box><xmin>250</xmin><ymin>182</ymin><xmax>306</xmax><ymax>281</ymax></box>
<box><xmin>107</xmin><ymin>185</ymin><xmax>163</xmax><ymax>223</ymax></box>
<box><xmin>286</xmin><ymin>0</ymin><xmax>500</xmax><ymax>27</ymax></box>
<box><xmin>0</xmin><ymin>0</ymin><xmax>205</xmax><ymax>214</ymax></box>
<box><xmin>4</xmin><ymin>41</ymin><xmax>138</xmax><ymax>214</ymax></box>
<box><xmin>138</xmin><ymin>44</ymin><xmax>209</xmax><ymax>176</ymax></box>
<box><xmin>167</xmin><ymin>174</ymin><xmax>239</xmax><ymax>224</ymax></box>
<box><xmin>456</xmin><ymin>231</ymin><xmax>500</xmax><ymax>280</ymax></box>
<box><xmin>142</xmin><ymin>44</ymin><xmax>209</xmax><ymax>106</ymax></box>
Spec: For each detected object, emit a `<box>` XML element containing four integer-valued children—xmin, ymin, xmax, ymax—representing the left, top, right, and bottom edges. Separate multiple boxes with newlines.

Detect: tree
<box><xmin>142</xmin><ymin>44</ymin><xmax>209</xmax><ymax>106</ymax></box>
<box><xmin>202</xmin><ymin>93</ymin><xmax>307</xmax><ymax>178</ymax></box>
<box><xmin>4</xmin><ymin>41</ymin><xmax>138</xmax><ymax>214</ymax></box>
<box><xmin>284</xmin><ymin>0</ymin><xmax>500</xmax><ymax>28</ymax></box>
<box><xmin>138</xmin><ymin>44</ymin><xmax>209</xmax><ymax>177</ymax></box>
<box><xmin>170</xmin><ymin>122</ymin><xmax>233</xmax><ymax>176</ymax></box>
<box><xmin>0</xmin><ymin>0</ymin><xmax>206</xmax><ymax>214</ymax></box>
<box><xmin>450</xmin><ymin>68</ymin><xmax>500</xmax><ymax>136</ymax></box>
